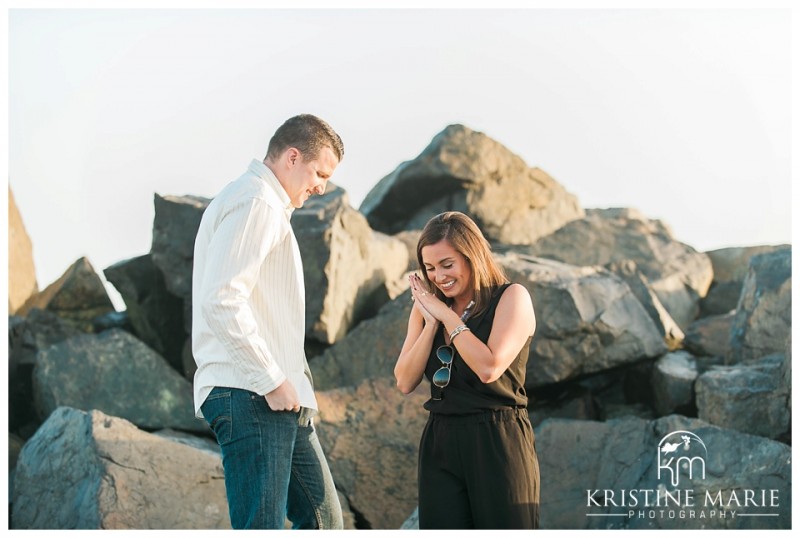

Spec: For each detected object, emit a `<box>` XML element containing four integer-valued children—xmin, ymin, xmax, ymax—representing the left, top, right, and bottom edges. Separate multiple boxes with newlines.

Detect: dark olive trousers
<box><xmin>418</xmin><ymin>407</ymin><xmax>540</xmax><ymax>529</ymax></box>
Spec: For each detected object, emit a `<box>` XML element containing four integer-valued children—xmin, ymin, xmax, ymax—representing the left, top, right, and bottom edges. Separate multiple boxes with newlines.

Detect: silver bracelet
<box><xmin>449</xmin><ymin>324</ymin><xmax>470</xmax><ymax>342</ymax></box>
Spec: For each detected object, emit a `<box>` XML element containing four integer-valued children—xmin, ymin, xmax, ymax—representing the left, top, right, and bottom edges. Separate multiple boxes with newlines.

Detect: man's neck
<box><xmin>263</xmin><ymin>159</ymin><xmax>290</xmax><ymax>198</ymax></box>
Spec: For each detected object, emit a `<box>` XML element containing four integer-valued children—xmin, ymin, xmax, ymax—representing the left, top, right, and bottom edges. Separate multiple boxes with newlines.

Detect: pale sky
<box><xmin>6</xmin><ymin>5</ymin><xmax>793</xmax><ymax>309</ymax></box>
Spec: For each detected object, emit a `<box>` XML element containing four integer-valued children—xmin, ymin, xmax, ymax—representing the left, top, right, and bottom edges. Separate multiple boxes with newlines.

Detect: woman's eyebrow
<box><xmin>423</xmin><ymin>257</ymin><xmax>454</xmax><ymax>266</ymax></box>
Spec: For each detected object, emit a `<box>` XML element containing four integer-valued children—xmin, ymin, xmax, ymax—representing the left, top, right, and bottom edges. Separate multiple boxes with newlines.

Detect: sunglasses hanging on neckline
<box><xmin>432</xmin><ymin>344</ymin><xmax>454</xmax><ymax>389</ymax></box>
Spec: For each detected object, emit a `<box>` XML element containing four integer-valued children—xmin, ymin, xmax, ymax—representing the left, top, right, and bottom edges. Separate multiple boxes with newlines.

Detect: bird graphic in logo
<box><xmin>661</xmin><ymin>435</ymin><xmax>692</xmax><ymax>455</ymax></box>
<box><xmin>657</xmin><ymin>431</ymin><xmax>707</xmax><ymax>487</ymax></box>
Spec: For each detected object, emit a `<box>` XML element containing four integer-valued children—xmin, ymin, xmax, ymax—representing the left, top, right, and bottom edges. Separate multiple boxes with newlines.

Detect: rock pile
<box><xmin>7</xmin><ymin>125</ymin><xmax>791</xmax><ymax>529</ymax></box>
<box><xmin>8</xmin><ymin>186</ymin><xmax>38</xmax><ymax>314</ymax></box>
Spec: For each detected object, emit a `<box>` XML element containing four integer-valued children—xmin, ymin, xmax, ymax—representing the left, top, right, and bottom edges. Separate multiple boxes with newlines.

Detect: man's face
<box><xmin>285</xmin><ymin>146</ymin><xmax>338</xmax><ymax>208</ymax></box>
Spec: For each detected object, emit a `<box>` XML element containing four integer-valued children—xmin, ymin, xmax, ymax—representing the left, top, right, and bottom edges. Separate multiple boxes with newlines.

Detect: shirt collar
<box><xmin>248</xmin><ymin>159</ymin><xmax>294</xmax><ymax>215</ymax></box>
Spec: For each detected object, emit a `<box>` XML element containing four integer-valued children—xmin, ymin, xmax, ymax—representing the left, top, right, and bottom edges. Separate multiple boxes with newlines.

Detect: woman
<box><xmin>394</xmin><ymin>211</ymin><xmax>540</xmax><ymax>529</ymax></box>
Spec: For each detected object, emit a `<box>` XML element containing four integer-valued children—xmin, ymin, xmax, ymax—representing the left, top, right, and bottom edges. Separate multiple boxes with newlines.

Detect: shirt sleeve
<box><xmin>197</xmin><ymin>197</ymin><xmax>287</xmax><ymax>395</ymax></box>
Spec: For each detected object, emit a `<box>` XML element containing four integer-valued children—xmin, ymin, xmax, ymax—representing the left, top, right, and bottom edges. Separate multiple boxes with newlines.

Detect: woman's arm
<box><xmin>444</xmin><ymin>284</ymin><xmax>536</xmax><ymax>384</ymax></box>
<box><xmin>394</xmin><ymin>276</ymin><xmax>440</xmax><ymax>394</ymax></box>
<box><xmin>394</xmin><ymin>306</ymin><xmax>438</xmax><ymax>394</ymax></box>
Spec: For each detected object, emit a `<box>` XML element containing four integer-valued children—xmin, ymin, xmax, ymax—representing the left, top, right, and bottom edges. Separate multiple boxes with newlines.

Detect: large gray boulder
<box><xmin>537</xmin><ymin>415</ymin><xmax>791</xmax><ymax>529</ymax></box>
<box><xmin>33</xmin><ymin>329</ymin><xmax>205</xmax><ymax>433</ymax></box>
<box><xmin>530</xmin><ymin>359</ymin><xmax>658</xmax><ymax>426</ymax></box>
<box><xmin>9</xmin><ymin>432</ymin><xmax>25</xmax><ymax>469</ymax></box>
<box><xmin>8</xmin><ymin>309</ymin><xmax>82</xmax><ymax>434</ymax></box>
<box><xmin>360</xmin><ymin>124</ymin><xmax>584</xmax><ymax>245</ymax></box>
<box><xmin>9</xmin><ymin>310</ymin><xmax>79</xmax><ymax>364</ymax></box>
<box><xmin>650</xmin><ymin>351</ymin><xmax>698</xmax><ymax>416</ymax></box>
<box><xmin>292</xmin><ymin>183</ymin><xmax>408</xmax><ymax>344</ymax></box>
<box><xmin>401</xmin><ymin>507</ymin><xmax>419</xmax><ymax>529</ymax></box>
<box><xmin>12</xmin><ymin>407</ymin><xmax>229</xmax><ymax>529</ymax></box>
<box><xmin>606</xmin><ymin>260</ymin><xmax>684</xmax><ymax>350</ymax></box>
<box><xmin>529</xmin><ymin>384</ymin><xmax>602</xmax><ymax>427</ymax></box>
<box><xmin>695</xmin><ymin>353</ymin><xmax>790</xmax><ymax>440</ymax></box>
<box><xmin>8</xmin><ymin>433</ymin><xmax>24</xmax><ymax>502</ymax></box>
<box><xmin>497</xmin><ymin>253</ymin><xmax>667</xmax><ymax>387</ymax></box>
<box><xmin>310</xmin><ymin>289</ymin><xmax>413</xmax><ymax>390</ymax></box>
<box><xmin>315</xmin><ymin>377</ymin><xmax>429</xmax><ymax>529</ymax></box>
<box><xmin>150</xmin><ymin>193</ymin><xmax>209</xmax><ymax>301</ymax></box>
<box><xmin>702</xmin><ymin>245</ymin><xmax>790</xmax><ymax>316</ymax></box>
<box><xmin>104</xmin><ymin>254</ymin><xmax>186</xmax><ymax>373</ymax></box>
<box><xmin>520</xmin><ymin>208</ymin><xmax>713</xmax><ymax>329</ymax></box>
<box><xmin>393</xmin><ymin>230</ymin><xmax>423</xmax><ymax>272</ymax></box>
<box><xmin>153</xmin><ymin>428</ymin><xmax>221</xmax><ymax>456</ymax></box>
<box><xmin>728</xmin><ymin>248</ymin><xmax>791</xmax><ymax>363</ymax></box>
<box><xmin>8</xmin><ymin>185</ymin><xmax>38</xmax><ymax>314</ymax></box>
<box><xmin>18</xmin><ymin>257</ymin><xmax>115</xmax><ymax>332</ymax></box>
<box><xmin>149</xmin><ymin>431</ymin><xmax>358</xmax><ymax>529</ymax></box>
<box><xmin>782</xmin><ymin>333</ymin><xmax>791</xmax><ymax>417</ymax></box>
<box><xmin>182</xmin><ymin>337</ymin><xmax>197</xmax><ymax>381</ymax></box>
<box><xmin>683</xmin><ymin>312</ymin><xmax>734</xmax><ymax>358</ymax></box>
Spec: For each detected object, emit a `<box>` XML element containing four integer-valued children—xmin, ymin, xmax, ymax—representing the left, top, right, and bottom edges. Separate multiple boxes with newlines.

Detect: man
<box><xmin>192</xmin><ymin>114</ymin><xmax>344</xmax><ymax>529</ymax></box>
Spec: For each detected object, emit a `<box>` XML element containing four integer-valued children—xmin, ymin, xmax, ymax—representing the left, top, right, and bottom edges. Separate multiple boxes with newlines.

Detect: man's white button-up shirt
<box><xmin>192</xmin><ymin>159</ymin><xmax>315</xmax><ymax>418</ymax></box>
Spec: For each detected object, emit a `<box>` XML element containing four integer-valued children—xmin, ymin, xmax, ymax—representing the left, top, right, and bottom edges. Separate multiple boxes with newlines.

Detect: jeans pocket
<box><xmin>202</xmin><ymin>388</ymin><xmax>232</xmax><ymax>445</ymax></box>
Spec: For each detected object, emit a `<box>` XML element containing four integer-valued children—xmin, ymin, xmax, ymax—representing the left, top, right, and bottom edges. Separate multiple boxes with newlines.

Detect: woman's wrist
<box><xmin>443</xmin><ymin>310</ymin><xmax>463</xmax><ymax>333</ymax></box>
<box><xmin>449</xmin><ymin>324</ymin><xmax>471</xmax><ymax>342</ymax></box>
<box><xmin>422</xmin><ymin>319</ymin><xmax>440</xmax><ymax>332</ymax></box>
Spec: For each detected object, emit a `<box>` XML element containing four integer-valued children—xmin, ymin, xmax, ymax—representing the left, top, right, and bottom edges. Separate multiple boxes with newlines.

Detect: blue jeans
<box><xmin>201</xmin><ymin>387</ymin><xmax>343</xmax><ymax>529</ymax></box>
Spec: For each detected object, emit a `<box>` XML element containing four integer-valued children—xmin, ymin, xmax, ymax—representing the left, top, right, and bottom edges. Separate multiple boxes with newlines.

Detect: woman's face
<box><xmin>420</xmin><ymin>239</ymin><xmax>473</xmax><ymax>302</ymax></box>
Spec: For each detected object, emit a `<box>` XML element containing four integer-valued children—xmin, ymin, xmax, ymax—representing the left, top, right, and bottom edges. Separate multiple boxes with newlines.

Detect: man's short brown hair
<box><xmin>266</xmin><ymin>114</ymin><xmax>344</xmax><ymax>163</ymax></box>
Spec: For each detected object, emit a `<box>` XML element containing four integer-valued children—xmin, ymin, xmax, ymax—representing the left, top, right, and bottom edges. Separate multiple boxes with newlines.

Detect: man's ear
<box><xmin>286</xmin><ymin>147</ymin><xmax>300</xmax><ymax>166</ymax></box>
